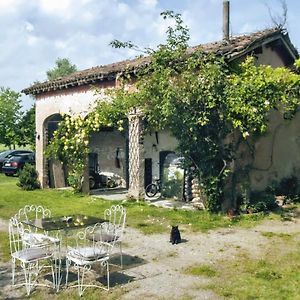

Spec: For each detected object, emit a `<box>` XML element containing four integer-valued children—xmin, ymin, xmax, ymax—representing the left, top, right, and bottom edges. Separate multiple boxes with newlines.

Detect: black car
<box><xmin>0</xmin><ymin>149</ymin><xmax>33</xmax><ymax>172</ymax></box>
<box><xmin>2</xmin><ymin>153</ymin><xmax>35</xmax><ymax>176</ymax></box>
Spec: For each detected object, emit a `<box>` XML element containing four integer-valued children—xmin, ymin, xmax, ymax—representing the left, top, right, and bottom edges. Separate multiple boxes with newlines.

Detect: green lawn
<box><xmin>0</xmin><ymin>173</ymin><xmax>279</xmax><ymax>234</ymax></box>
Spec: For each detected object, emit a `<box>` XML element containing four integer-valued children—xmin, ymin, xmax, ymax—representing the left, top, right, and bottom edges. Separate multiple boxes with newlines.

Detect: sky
<box><xmin>1</xmin><ymin>0</ymin><xmax>300</xmax><ymax>111</ymax></box>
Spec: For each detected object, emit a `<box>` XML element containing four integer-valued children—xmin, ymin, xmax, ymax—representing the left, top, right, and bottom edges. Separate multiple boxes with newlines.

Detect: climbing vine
<box><xmin>47</xmin><ymin>11</ymin><xmax>300</xmax><ymax>210</ymax></box>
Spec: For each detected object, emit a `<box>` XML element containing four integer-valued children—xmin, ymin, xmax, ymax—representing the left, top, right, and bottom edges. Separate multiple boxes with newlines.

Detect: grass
<box><xmin>203</xmin><ymin>237</ymin><xmax>300</xmax><ymax>300</ymax></box>
<box><xmin>0</xmin><ymin>231</ymin><xmax>9</xmax><ymax>262</ymax></box>
<box><xmin>184</xmin><ymin>264</ymin><xmax>217</xmax><ymax>277</ymax></box>
<box><xmin>18</xmin><ymin>285</ymin><xmax>131</xmax><ymax>300</ymax></box>
<box><xmin>261</xmin><ymin>231</ymin><xmax>294</xmax><ymax>240</ymax></box>
<box><xmin>0</xmin><ymin>174</ymin><xmax>280</xmax><ymax>236</ymax></box>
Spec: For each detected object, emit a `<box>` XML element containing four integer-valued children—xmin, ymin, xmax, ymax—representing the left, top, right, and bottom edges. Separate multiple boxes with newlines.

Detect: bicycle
<box><xmin>145</xmin><ymin>179</ymin><xmax>161</xmax><ymax>197</ymax></box>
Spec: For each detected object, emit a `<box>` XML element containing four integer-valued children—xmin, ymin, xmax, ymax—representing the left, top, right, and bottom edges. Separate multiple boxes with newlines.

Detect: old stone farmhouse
<box><xmin>22</xmin><ymin>27</ymin><xmax>300</xmax><ymax>206</ymax></box>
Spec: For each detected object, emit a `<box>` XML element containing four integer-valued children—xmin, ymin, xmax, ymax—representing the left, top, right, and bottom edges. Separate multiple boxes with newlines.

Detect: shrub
<box><xmin>243</xmin><ymin>191</ymin><xmax>278</xmax><ymax>213</ymax></box>
<box><xmin>67</xmin><ymin>174</ymin><xmax>83</xmax><ymax>193</ymax></box>
<box><xmin>276</xmin><ymin>176</ymin><xmax>300</xmax><ymax>203</ymax></box>
<box><xmin>17</xmin><ymin>164</ymin><xmax>40</xmax><ymax>190</ymax></box>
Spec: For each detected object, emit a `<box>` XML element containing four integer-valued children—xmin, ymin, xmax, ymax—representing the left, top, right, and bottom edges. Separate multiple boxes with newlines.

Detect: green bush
<box><xmin>161</xmin><ymin>170</ymin><xmax>184</xmax><ymax>199</ymax></box>
<box><xmin>161</xmin><ymin>179</ymin><xmax>183</xmax><ymax>199</ymax></box>
<box><xmin>67</xmin><ymin>174</ymin><xmax>83</xmax><ymax>193</ymax></box>
<box><xmin>276</xmin><ymin>176</ymin><xmax>300</xmax><ymax>203</ymax></box>
<box><xmin>17</xmin><ymin>164</ymin><xmax>40</xmax><ymax>190</ymax></box>
<box><xmin>246</xmin><ymin>191</ymin><xmax>278</xmax><ymax>213</ymax></box>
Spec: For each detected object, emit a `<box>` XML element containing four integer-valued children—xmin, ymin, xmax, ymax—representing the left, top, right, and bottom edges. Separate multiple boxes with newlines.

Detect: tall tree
<box><xmin>46</xmin><ymin>58</ymin><xmax>77</xmax><ymax>80</ymax></box>
<box><xmin>18</xmin><ymin>105</ymin><xmax>36</xmax><ymax>148</ymax></box>
<box><xmin>0</xmin><ymin>87</ymin><xmax>22</xmax><ymax>148</ymax></box>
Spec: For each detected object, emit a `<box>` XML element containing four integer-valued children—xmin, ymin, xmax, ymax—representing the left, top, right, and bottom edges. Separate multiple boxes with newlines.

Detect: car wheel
<box><xmin>5</xmin><ymin>173</ymin><xmax>13</xmax><ymax>177</ymax></box>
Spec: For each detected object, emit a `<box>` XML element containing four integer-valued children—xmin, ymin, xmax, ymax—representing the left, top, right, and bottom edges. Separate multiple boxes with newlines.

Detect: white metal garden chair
<box><xmin>9</xmin><ymin>217</ymin><xmax>58</xmax><ymax>295</ymax></box>
<box><xmin>16</xmin><ymin>205</ymin><xmax>60</xmax><ymax>248</ymax></box>
<box><xmin>14</xmin><ymin>205</ymin><xmax>61</xmax><ymax>289</ymax></box>
<box><xmin>65</xmin><ymin>222</ymin><xmax>116</xmax><ymax>296</ymax></box>
<box><xmin>103</xmin><ymin>204</ymin><xmax>126</xmax><ymax>268</ymax></box>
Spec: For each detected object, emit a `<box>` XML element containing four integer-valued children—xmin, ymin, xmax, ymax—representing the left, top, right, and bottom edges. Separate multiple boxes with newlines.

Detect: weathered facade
<box><xmin>22</xmin><ymin>28</ymin><xmax>300</xmax><ymax>204</ymax></box>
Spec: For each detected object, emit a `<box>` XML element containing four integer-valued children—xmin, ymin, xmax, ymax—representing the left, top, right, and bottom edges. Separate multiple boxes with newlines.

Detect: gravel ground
<box><xmin>1</xmin><ymin>215</ymin><xmax>299</xmax><ymax>299</ymax></box>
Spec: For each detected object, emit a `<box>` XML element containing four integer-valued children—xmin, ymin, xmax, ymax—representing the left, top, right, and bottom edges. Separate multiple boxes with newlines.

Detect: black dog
<box><xmin>170</xmin><ymin>225</ymin><xmax>181</xmax><ymax>244</ymax></box>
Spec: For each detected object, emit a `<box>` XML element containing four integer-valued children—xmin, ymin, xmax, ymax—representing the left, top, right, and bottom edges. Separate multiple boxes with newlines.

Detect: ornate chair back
<box><xmin>104</xmin><ymin>205</ymin><xmax>126</xmax><ymax>238</ymax></box>
<box><xmin>9</xmin><ymin>217</ymin><xmax>24</xmax><ymax>256</ymax></box>
<box><xmin>17</xmin><ymin>205</ymin><xmax>51</xmax><ymax>234</ymax></box>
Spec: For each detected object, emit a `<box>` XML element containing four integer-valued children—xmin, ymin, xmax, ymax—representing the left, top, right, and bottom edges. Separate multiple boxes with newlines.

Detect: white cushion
<box><xmin>68</xmin><ymin>247</ymin><xmax>107</xmax><ymax>261</ymax></box>
<box><xmin>12</xmin><ymin>247</ymin><xmax>51</xmax><ymax>262</ymax></box>
<box><xmin>87</xmin><ymin>232</ymin><xmax>119</xmax><ymax>243</ymax></box>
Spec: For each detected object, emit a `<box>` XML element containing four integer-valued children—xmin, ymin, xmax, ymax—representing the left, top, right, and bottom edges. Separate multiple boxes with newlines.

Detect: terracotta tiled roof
<box><xmin>22</xmin><ymin>27</ymin><xmax>298</xmax><ymax>95</ymax></box>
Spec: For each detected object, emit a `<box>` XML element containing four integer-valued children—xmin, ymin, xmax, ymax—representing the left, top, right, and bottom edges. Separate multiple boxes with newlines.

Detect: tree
<box><xmin>46</xmin><ymin>58</ymin><xmax>77</xmax><ymax>80</ymax></box>
<box><xmin>0</xmin><ymin>87</ymin><xmax>22</xmax><ymax>148</ymax></box>
<box><xmin>18</xmin><ymin>105</ymin><xmax>36</xmax><ymax>148</ymax></box>
<box><xmin>266</xmin><ymin>0</ymin><xmax>288</xmax><ymax>28</ymax></box>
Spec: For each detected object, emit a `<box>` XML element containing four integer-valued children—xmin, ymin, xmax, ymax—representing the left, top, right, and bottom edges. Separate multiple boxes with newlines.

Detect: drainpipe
<box><xmin>223</xmin><ymin>0</ymin><xmax>230</xmax><ymax>41</ymax></box>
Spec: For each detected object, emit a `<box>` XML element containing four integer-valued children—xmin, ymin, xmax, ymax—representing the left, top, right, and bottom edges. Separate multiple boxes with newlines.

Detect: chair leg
<box><xmin>119</xmin><ymin>242</ymin><xmax>123</xmax><ymax>269</ymax></box>
<box><xmin>11</xmin><ymin>258</ymin><xmax>16</xmax><ymax>285</ymax></box>
<box><xmin>54</xmin><ymin>244</ymin><xmax>61</xmax><ymax>291</ymax></box>
<box><xmin>65</xmin><ymin>259</ymin><xmax>70</xmax><ymax>287</ymax></box>
<box><xmin>106</xmin><ymin>261</ymin><xmax>110</xmax><ymax>290</ymax></box>
<box><xmin>51</xmin><ymin>257</ymin><xmax>59</xmax><ymax>291</ymax></box>
<box><xmin>78</xmin><ymin>266</ymin><xmax>87</xmax><ymax>297</ymax></box>
<box><xmin>22</xmin><ymin>262</ymin><xmax>33</xmax><ymax>296</ymax></box>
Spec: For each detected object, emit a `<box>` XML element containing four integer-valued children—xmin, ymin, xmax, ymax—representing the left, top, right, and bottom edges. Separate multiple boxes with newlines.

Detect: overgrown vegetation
<box><xmin>46</xmin><ymin>11</ymin><xmax>300</xmax><ymax>211</ymax></box>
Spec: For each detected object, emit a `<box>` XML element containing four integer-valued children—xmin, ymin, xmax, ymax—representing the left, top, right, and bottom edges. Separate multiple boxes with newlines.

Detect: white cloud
<box><xmin>0</xmin><ymin>0</ymin><xmax>20</xmax><ymax>14</ymax></box>
<box><xmin>27</xmin><ymin>35</ymin><xmax>39</xmax><ymax>46</ymax></box>
<box><xmin>138</xmin><ymin>0</ymin><xmax>158</xmax><ymax>10</ymax></box>
<box><xmin>117</xmin><ymin>2</ymin><xmax>130</xmax><ymax>16</ymax></box>
<box><xmin>39</xmin><ymin>0</ymin><xmax>73</xmax><ymax>18</ymax></box>
<box><xmin>24</xmin><ymin>21</ymin><xmax>34</xmax><ymax>32</ymax></box>
<box><xmin>54</xmin><ymin>40</ymin><xmax>67</xmax><ymax>50</ymax></box>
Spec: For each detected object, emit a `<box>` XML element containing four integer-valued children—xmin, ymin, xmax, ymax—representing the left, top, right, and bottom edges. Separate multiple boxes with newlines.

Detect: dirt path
<box><xmin>1</xmin><ymin>217</ymin><xmax>299</xmax><ymax>299</ymax></box>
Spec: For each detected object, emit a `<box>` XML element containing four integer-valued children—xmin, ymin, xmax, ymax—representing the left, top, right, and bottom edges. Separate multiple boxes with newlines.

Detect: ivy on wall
<box><xmin>47</xmin><ymin>11</ymin><xmax>300</xmax><ymax>210</ymax></box>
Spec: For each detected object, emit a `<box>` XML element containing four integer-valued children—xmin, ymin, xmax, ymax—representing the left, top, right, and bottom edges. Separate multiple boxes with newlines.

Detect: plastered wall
<box><xmin>143</xmin><ymin>129</ymin><xmax>178</xmax><ymax>179</ymax></box>
<box><xmin>249</xmin><ymin>109</ymin><xmax>300</xmax><ymax>191</ymax></box>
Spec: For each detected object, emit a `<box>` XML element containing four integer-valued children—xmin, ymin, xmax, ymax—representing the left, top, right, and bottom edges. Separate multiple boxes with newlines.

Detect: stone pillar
<box><xmin>81</xmin><ymin>157</ymin><xmax>90</xmax><ymax>194</ymax></box>
<box><xmin>127</xmin><ymin>108</ymin><xmax>145</xmax><ymax>200</ymax></box>
<box><xmin>36</xmin><ymin>117</ymin><xmax>48</xmax><ymax>188</ymax></box>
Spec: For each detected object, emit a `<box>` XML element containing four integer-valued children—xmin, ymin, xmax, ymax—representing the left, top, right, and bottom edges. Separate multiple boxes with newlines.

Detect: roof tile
<box><xmin>22</xmin><ymin>27</ymin><xmax>298</xmax><ymax>95</ymax></box>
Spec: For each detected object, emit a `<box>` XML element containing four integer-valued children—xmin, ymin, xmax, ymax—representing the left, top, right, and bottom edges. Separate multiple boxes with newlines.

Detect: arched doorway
<box><xmin>43</xmin><ymin>114</ymin><xmax>65</xmax><ymax>188</ymax></box>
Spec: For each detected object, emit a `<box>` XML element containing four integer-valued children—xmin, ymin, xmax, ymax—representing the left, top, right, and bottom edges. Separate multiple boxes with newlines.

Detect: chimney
<box><xmin>223</xmin><ymin>0</ymin><xmax>230</xmax><ymax>40</ymax></box>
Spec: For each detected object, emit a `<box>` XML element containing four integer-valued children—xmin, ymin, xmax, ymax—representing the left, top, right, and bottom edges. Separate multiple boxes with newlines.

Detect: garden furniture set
<box><xmin>8</xmin><ymin>204</ymin><xmax>126</xmax><ymax>296</ymax></box>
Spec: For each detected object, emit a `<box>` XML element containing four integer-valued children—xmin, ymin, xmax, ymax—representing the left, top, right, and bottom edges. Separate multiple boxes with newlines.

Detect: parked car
<box><xmin>0</xmin><ymin>149</ymin><xmax>33</xmax><ymax>172</ymax></box>
<box><xmin>2</xmin><ymin>153</ymin><xmax>35</xmax><ymax>176</ymax></box>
